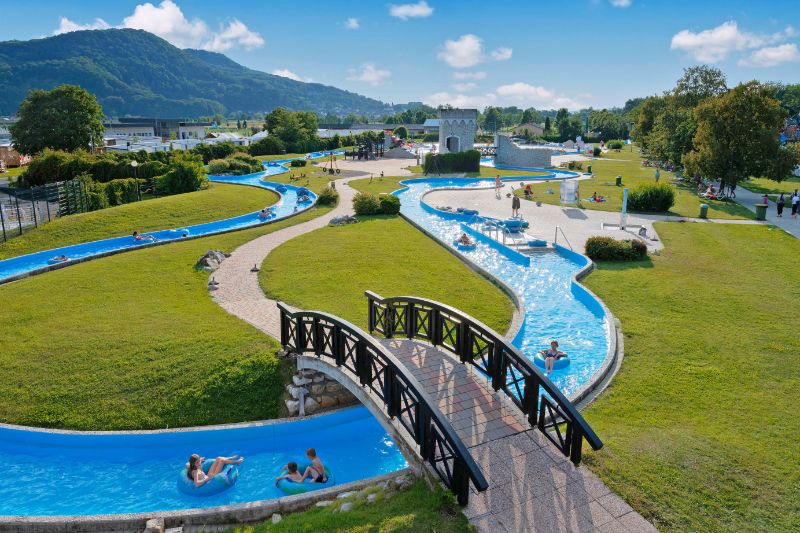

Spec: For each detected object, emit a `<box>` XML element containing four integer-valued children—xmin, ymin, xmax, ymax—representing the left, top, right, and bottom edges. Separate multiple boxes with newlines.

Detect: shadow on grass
<box><xmin>593</xmin><ymin>258</ymin><xmax>654</xmax><ymax>271</ymax></box>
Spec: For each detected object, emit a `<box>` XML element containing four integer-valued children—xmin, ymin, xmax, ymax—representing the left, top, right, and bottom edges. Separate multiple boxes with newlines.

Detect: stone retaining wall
<box><xmin>495</xmin><ymin>134</ymin><xmax>554</xmax><ymax>168</ymax></box>
<box><xmin>284</xmin><ymin>365</ymin><xmax>358</xmax><ymax>416</ymax></box>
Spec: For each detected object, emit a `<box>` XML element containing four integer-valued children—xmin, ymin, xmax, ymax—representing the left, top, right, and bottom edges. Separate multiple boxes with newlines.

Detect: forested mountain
<box><xmin>0</xmin><ymin>29</ymin><xmax>388</xmax><ymax>117</ymax></box>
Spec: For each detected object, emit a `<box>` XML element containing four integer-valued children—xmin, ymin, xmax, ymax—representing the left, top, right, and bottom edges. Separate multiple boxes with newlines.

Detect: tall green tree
<box><xmin>646</xmin><ymin>100</ymin><xmax>696</xmax><ymax>165</ymax></box>
<box><xmin>683</xmin><ymin>81</ymin><xmax>797</xmax><ymax>189</ymax></box>
<box><xmin>482</xmin><ymin>107</ymin><xmax>503</xmax><ymax>132</ymax></box>
<box><xmin>554</xmin><ymin>108</ymin><xmax>569</xmax><ymax>129</ymax></box>
<box><xmin>671</xmin><ymin>65</ymin><xmax>728</xmax><ymax>108</ymax></box>
<box><xmin>520</xmin><ymin>108</ymin><xmax>541</xmax><ymax>125</ymax></box>
<box><xmin>770</xmin><ymin>83</ymin><xmax>800</xmax><ymax>121</ymax></box>
<box><xmin>588</xmin><ymin>110</ymin><xmax>625</xmax><ymax>140</ymax></box>
<box><xmin>11</xmin><ymin>85</ymin><xmax>104</xmax><ymax>155</ymax></box>
<box><xmin>544</xmin><ymin>116</ymin><xmax>551</xmax><ymax>132</ymax></box>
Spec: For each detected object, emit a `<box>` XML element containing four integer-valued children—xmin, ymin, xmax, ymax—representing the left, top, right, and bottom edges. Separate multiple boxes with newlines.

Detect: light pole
<box><xmin>131</xmin><ymin>160</ymin><xmax>140</xmax><ymax>201</ymax></box>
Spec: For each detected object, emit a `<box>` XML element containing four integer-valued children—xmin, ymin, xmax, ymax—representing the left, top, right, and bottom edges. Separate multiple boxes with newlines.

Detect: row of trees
<box><xmin>629</xmin><ymin>66</ymin><xmax>799</xmax><ymax>189</ymax></box>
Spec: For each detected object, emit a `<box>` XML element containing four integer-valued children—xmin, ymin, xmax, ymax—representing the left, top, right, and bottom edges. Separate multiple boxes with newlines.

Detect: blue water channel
<box><xmin>0</xmin><ymin>407</ymin><xmax>406</xmax><ymax>516</ymax></box>
<box><xmin>0</xmin><ymin>152</ymin><xmax>344</xmax><ymax>283</ymax></box>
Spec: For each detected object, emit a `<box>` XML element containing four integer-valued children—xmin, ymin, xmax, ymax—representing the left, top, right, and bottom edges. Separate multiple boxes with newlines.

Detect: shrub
<box><xmin>290</xmin><ymin>159</ymin><xmax>306</xmax><ymax>168</ymax></box>
<box><xmin>104</xmin><ymin>178</ymin><xmax>141</xmax><ymax>206</ymax></box>
<box><xmin>593</xmin><ymin>147</ymin><xmax>602</xmax><ymax>157</ymax></box>
<box><xmin>316</xmin><ymin>186</ymin><xmax>339</xmax><ymax>206</ymax></box>
<box><xmin>585</xmin><ymin>236</ymin><xmax>648</xmax><ymax>261</ymax></box>
<box><xmin>75</xmin><ymin>173</ymin><xmax>108</xmax><ymax>211</ymax></box>
<box><xmin>158</xmin><ymin>153</ymin><xmax>207</xmax><ymax>194</ymax></box>
<box><xmin>393</xmin><ymin>126</ymin><xmax>409</xmax><ymax>140</ymax></box>
<box><xmin>628</xmin><ymin>183</ymin><xmax>676</xmax><ymax>212</ymax></box>
<box><xmin>607</xmin><ymin>140</ymin><xmax>625</xmax><ymax>150</ymax></box>
<box><xmin>248</xmin><ymin>136</ymin><xmax>285</xmax><ymax>156</ymax></box>
<box><xmin>423</xmin><ymin>150</ymin><xmax>480</xmax><ymax>173</ymax></box>
<box><xmin>352</xmin><ymin>192</ymin><xmax>381</xmax><ymax>215</ymax></box>
<box><xmin>193</xmin><ymin>142</ymin><xmax>236</xmax><ymax>164</ymax></box>
<box><xmin>208</xmin><ymin>159</ymin><xmax>230</xmax><ymax>174</ymax></box>
<box><xmin>422</xmin><ymin>133</ymin><xmax>439</xmax><ymax>142</ymax></box>
<box><xmin>379</xmin><ymin>194</ymin><xmax>401</xmax><ymax>214</ymax></box>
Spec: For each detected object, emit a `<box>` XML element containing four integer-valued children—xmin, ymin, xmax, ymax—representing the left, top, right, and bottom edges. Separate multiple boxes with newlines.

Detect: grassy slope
<box><xmin>259</xmin><ymin>216</ymin><xmax>513</xmax><ymax>334</ymax></box>
<box><xmin>0</xmin><ymin>183</ymin><xmax>277</xmax><ymax>259</ymax></box>
<box><xmin>228</xmin><ymin>480</ymin><xmax>471</xmax><ymax>533</ymax></box>
<box><xmin>583</xmin><ymin>222</ymin><xmax>800</xmax><ymax>532</ymax></box>
<box><xmin>0</xmin><ymin>206</ymin><xmax>331</xmax><ymax>430</ymax></box>
<box><xmin>741</xmin><ymin>175</ymin><xmax>800</xmax><ymax>195</ymax></box>
<box><xmin>516</xmin><ymin>149</ymin><xmax>753</xmax><ymax>220</ymax></box>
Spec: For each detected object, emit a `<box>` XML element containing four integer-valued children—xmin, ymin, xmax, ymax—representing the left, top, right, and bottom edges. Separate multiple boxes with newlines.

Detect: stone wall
<box><xmin>284</xmin><ymin>367</ymin><xmax>358</xmax><ymax>416</ymax></box>
<box><xmin>438</xmin><ymin>108</ymin><xmax>478</xmax><ymax>154</ymax></box>
<box><xmin>495</xmin><ymin>134</ymin><xmax>554</xmax><ymax>168</ymax></box>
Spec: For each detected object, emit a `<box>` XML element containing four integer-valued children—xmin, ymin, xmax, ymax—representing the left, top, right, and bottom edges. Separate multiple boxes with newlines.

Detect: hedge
<box><xmin>316</xmin><ymin>186</ymin><xmax>339</xmax><ymax>206</ymax></box>
<box><xmin>423</xmin><ymin>150</ymin><xmax>480</xmax><ymax>173</ymax></box>
<box><xmin>352</xmin><ymin>192</ymin><xmax>400</xmax><ymax>215</ymax></box>
<box><xmin>628</xmin><ymin>183</ymin><xmax>676</xmax><ymax>212</ymax></box>
<box><xmin>585</xmin><ymin>236</ymin><xmax>648</xmax><ymax>261</ymax></box>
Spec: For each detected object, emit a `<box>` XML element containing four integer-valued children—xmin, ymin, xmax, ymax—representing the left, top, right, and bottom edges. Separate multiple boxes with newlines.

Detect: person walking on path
<box><xmin>777</xmin><ymin>193</ymin><xmax>786</xmax><ymax>217</ymax></box>
<box><xmin>654</xmin><ymin>169</ymin><xmax>660</xmax><ymax>183</ymax></box>
<box><xmin>512</xmin><ymin>193</ymin><xmax>521</xmax><ymax>217</ymax></box>
<box><xmin>762</xmin><ymin>193</ymin><xmax>770</xmax><ymax>205</ymax></box>
<box><xmin>495</xmin><ymin>175</ymin><xmax>501</xmax><ymax>199</ymax></box>
<box><xmin>792</xmin><ymin>190</ymin><xmax>799</xmax><ymax>219</ymax></box>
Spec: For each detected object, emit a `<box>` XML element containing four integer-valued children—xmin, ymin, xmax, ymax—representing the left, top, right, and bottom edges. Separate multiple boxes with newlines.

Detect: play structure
<box><xmin>321</xmin><ymin>151</ymin><xmax>341</xmax><ymax>175</ymax></box>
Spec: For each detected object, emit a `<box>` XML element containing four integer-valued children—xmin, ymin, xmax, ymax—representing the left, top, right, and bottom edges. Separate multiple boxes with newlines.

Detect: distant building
<box><xmin>104</xmin><ymin>118</ymin><xmax>211</xmax><ymax>140</ymax></box>
<box><xmin>205</xmin><ymin>132</ymin><xmax>249</xmax><ymax>146</ymax></box>
<box><xmin>422</xmin><ymin>119</ymin><xmax>440</xmax><ymax>133</ymax></box>
<box><xmin>438</xmin><ymin>108</ymin><xmax>478</xmax><ymax>154</ymax></box>
<box><xmin>512</xmin><ymin>123</ymin><xmax>544</xmax><ymax>138</ymax></box>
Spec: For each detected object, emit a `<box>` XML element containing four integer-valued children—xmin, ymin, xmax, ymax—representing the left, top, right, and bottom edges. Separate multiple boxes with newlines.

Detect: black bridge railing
<box><xmin>366</xmin><ymin>291</ymin><xmax>603</xmax><ymax>465</ymax></box>
<box><xmin>277</xmin><ymin>301</ymin><xmax>488</xmax><ymax>505</ymax></box>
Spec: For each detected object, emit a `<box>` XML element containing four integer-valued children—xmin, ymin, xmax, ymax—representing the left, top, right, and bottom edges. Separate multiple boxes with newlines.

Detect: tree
<box><xmin>482</xmin><ymin>107</ymin><xmax>503</xmax><ymax>132</ymax></box>
<box><xmin>344</xmin><ymin>112</ymin><xmax>358</xmax><ymax>125</ymax></box>
<box><xmin>544</xmin><ymin>116</ymin><xmax>551</xmax><ymax>132</ymax></box>
<box><xmin>683</xmin><ymin>81</ymin><xmax>798</xmax><ymax>189</ymax></box>
<box><xmin>520</xmin><ymin>108</ymin><xmax>541</xmax><ymax>125</ymax></box>
<box><xmin>393</xmin><ymin>126</ymin><xmax>409</xmax><ymax>139</ymax></box>
<box><xmin>646</xmin><ymin>101</ymin><xmax>696</xmax><ymax>165</ymax></box>
<box><xmin>771</xmin><ymin>83</ymin><xmax>800</xmax><ymax>122</ymax></box>
<box><xmin>629</xmin><ymin>96</ymin><xmax>665</xmax><ymax>147</ymax></box>
<box><xmin>672</xmin><ymin>65</ymin><xmax>727</xmax><ymax>108</ymax></box>
<box><xmin>554</xmin><ymin>108</ymin><xmax>569</xmax><ymax>130</ymax></box>
<box><xmin>11</xmin><ymin>85</ymin><xmax>104</xmax><ymax>155</ymax></box>
<box><xmin>588</xmin><ymin>110</ymin><xmax>625</xmax><ymax>140</ymax></box>
<box><xmin>236</xmin><ymin>118</ymin><xmax>242</xmax><ymax>129</ymax></box>
<box><xmin>558</xmin><ymin>115</ymin><xmax>582</xmax><ymax>141</ymax></box>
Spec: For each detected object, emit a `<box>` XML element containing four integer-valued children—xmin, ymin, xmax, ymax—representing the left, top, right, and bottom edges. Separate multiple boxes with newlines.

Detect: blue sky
<box><xmin>2</xmin><ymin>0</ymin><xmax>798</xmax><ymax>110</ymax></box>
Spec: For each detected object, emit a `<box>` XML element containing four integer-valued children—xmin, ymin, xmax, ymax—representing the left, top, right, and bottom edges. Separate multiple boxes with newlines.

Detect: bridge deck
<box><xmin>384</xmin><ymin>338</ymin><xmax>654</xmax><ymax>533</ymax></box>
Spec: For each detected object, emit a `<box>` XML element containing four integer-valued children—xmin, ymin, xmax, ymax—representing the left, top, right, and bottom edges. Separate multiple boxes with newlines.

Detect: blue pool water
<box><xmin>394</xmin><ymin>176</ymin><xmax>610</xmax><ymax>397</ymax></box>
<box><xmin>0</xmin><ymin>154</ymin><xmax>335</xmax><ymax>282</ymax></box>
<box><xmin>0</xmin><ymin>407</ymin><xmax>406</xmax><ymax>516</ymax></box>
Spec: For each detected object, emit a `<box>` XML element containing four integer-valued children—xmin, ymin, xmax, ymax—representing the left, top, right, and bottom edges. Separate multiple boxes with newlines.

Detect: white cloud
<box><xmin>438</xmin><ymin>34</ymin><xmax>483</xmax><ymax>68</ymax></box>
<box><xmin>423</xmin><ymin>92</ymin><xmax>497</xmax><ymax>109</ymax></box>
<box><xmin>610</xmin><ymin>0</ymin><xmax>631</xmax><ymax>7</ymax></box>
<box><xmin>490</xmin><ymin>47</ymin><xmax>513</xmax><ymax>61</ymax></box>
<box><xmin>389</xmin><ymin>1</ymin><xmax>433</xmax><ymax>20</ymax></box>
<box><xmin>54</xmin><ymin>0</ymin><xmax>264</xmax><ymax>52</ymax></box>
<box><xmin>347</xmin><ymin>63</ymin><xmax>391</xmax><ymax>86</ymax></box>
<box><xmin>495</xmin><ymin>82</ymin><xmax>584</xmax><ymax>109</ymax></box>
<box><xmin>453</xmin><ymin>71</ymin><xmax>487</xmax><ymax>80</ymax></box>
<box><xmin>344</xmin><ymin>18</ymin><xmax>359</xmax><ymax>30</ymax></box>
<box><xmin>452</xmin><ymin>82</ymin><xmax>477</xmax><ymax>92</ymax></box>
<box><xmin>738</xmin><ymin>43</ymin><xmax>800</xmax><ymax>67</ymax></box>
<box><xmin>424</xmin><ymin>83</ymin><xmax>584</xmax><ymax>111</ymax></box>
<box><xmin>272</xmin><ymin>69</ymin><xmax>312</xmax><ymax>82</ymax></box>
<box><xmin>54</xmin><ymin>17</ymin><xmax>111</xmax><ymax>34</ymax></box>
<box><xmin>670</xmin><ymin>20</ymin><xmax>795</xmax><ymax>63</ymax></box>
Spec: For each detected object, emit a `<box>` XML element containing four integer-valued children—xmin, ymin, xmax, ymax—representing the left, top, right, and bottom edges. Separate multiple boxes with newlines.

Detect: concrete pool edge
<box><xmin>0</xmin><ymin>469</ymin><xmax>413</xmax><ymax>532</ymax></box>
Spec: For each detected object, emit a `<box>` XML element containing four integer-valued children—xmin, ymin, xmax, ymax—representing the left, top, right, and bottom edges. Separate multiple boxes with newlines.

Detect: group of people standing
<box><xmin>774</xmin><ymin>190</ymin><xmax>800</xmax><ymax>218</ymax></box>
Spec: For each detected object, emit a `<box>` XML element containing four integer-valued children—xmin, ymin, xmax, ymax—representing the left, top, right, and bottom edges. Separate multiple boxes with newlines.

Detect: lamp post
<box><xmin>131</xmin><ymin>160</ymin><xmax>140</xmax><ymax>201</ymax></box>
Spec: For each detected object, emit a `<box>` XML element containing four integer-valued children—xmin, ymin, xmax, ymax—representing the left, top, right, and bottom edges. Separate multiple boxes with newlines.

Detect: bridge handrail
<box><xmin>277</xmin><ymin>301</ymin><xmax>488</xmax><ymax>505</ymax></box>
<box><xmin>365</xmin><ymin>291</ymin><xmax>603</xmax><ymax>464</ymax></box>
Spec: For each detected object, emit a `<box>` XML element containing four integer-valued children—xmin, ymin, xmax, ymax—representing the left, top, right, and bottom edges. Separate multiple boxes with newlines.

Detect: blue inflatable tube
<box><xmin>533</xmin><ymin>352</ymin><xmax>570</xmax><ymax>370</ymax></box>
<box><xmin>178</xmin><ymin>459</ymin><xmax>240</xmax><ymax>497</ymax></box>
<box><xmin>453</xmin><ymin>240</ymin><xmax>477</xmax><ymax>251</ymax></box>
<box><xmin>276</xmin><ymin>460</ymin><xmax>335</xmax><ymax>495</ymax></box>
<box><xmin>275</xmin><ymin>184</ymin><xmax>288</xmax><ymax>193</ymax></box>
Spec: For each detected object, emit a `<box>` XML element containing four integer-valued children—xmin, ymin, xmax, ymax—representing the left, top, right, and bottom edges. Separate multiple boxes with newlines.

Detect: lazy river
<box><xmin>0</xmin><ymin>152</ymin><xmax>345</xmax><ymax>283</ymax></box>
<box><xmin>1</xmin><ymin>153</ymin><xmax>611</xmax><ymax>518</ymax></box>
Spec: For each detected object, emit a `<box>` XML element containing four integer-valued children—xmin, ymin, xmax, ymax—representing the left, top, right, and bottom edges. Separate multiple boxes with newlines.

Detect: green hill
<box><xmin>0</xmin><ymin>29</ymin><xmax>388</xmax><ymax>117</ymax></box>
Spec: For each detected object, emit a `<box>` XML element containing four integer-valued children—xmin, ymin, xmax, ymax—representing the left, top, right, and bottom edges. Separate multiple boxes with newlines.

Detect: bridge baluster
<box><xmin>523</xmin><ymin>375</ymin><xmax>540</xmax><ymax>424</ymax></box>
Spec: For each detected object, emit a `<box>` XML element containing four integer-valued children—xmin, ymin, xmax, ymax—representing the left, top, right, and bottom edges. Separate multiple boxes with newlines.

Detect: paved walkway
<box><xmin>733</xmin><ymin>187</ymin><xmax>800</xmax><ymax>238</ymax></box>
<box><xmin>210</xmin><ymin>181</ymin><xmax>656</xmax><ymax>532</ymax></box>
<box><xmin>210</xmin><ymin>180</ymin><xmax>356</xmax><ymax>337</ymax></box>
<box><xmin>385</xmin><ymin>338</ymin><xmax>655</xmax><ymax>533</ymax></box>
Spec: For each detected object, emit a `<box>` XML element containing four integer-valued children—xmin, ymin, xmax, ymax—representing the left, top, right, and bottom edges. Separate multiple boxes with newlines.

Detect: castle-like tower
<box><xmin>438</xmin><ymin>108</ymin><xmax>478</xmax><ymax>153</ymax></box>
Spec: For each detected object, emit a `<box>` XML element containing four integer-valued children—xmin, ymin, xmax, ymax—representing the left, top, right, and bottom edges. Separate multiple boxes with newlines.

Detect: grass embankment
<box><xmin>228</xmin><ymin>480</ymin><xmax>470</xmax><ymax>532</ymax></box>
<box><xmin>260</xmin><ymin>216</ymin><xmax>513</xmax><ymax>334</ymax></box>
<box><xmin>0</xmin><ymin>183</ymin><xmax>277</xmax><ymax>260</ymax></box>
<box><xmin>583</xmin><ymin>222</ymin><xmax>800</xmax><ymax>531</ymax></box>
<box><xmin>741</xmin><ymin>175</ymin><xmax>800</xmax><ymax>195</ymax></box>
<box><xmin>0</xmin><ymin>206</ymin><xmax>332</xmax><ymax>430</ymax></box>
<box><xmin>516</xmin><ymin>149</ymin><xmax>753</xmax><ymax>220</ymax></box>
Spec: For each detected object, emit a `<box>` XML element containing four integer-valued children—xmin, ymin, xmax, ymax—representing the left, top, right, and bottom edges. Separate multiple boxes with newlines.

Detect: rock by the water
<box><xmin>316</xmin><ymin>500</ymin><xmax>333</xmax><ymax>507</ymax></box>
<box><xmin>329</xmin><ymin>215</ymin><xmax>358</xmax><ymax>226</ymax></box>
<box><xmin>304</xmin><ymin>396</ymin><xmax>320</xmax><ymax>414</ymax></box>
<box><xmin>339</xmin><ymin>502</ymin><xmax>353</xmax><ymax>512</ymax></box>
<box><xmin>285</xmin><ymin>399</ymin><xmax>300</xmax><ymax>416</ymax></box>
<box><xmin>271</xmin><ymin>513</ymin><xmax>282</xmax><ymax>524</ymax></box>
<box><xmin>337</xmin><ymin>491</ymin><xmax>356</xmax><ymax>499</ymax></box>
<box><xmin>197</xmin><ymin>250</ymin><xmax>227</xmax><ymax>272</ymax></box>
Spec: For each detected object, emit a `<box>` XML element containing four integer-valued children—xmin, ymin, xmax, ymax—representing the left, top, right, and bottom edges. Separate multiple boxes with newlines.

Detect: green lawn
<box><xmin>347</xmin><ymin>175</ymin><xmax>408</xmax><ymax>195</ymax></box>
<box><xmin>407</xmin><ymin>164</ymin><xmax>550</xmax><ymax>178</ymax></box>
<box><xmin>583</xmin><ymin>222</ymin><xmax>800</xmax><ymax>532</ymax></box>
<box><xmin>0</xmin><ymin>183</ymin><xmax>277</xmax><ymax>260</ymax></box>
<box><xmin>228</xmin><ymin>480</ymin><xmax>470</xmax><ymax>532</ymax></box>
<box><xmin>516</xmin><ymin>156</ymin><xmax>753</xmax><ymax>220</ymax></box>
<box><xmin>263</xmin><ymin>161</ymin><xmax>339</xmax><ymax>194</ymax></box>
<box><xmin>0</xmin><ymin>206</ymin><xmax>331</xmax><ymax>430</ymax></box>
<box><xmin>741</xmin><ymin>175</ymin><xmax>800</xmax><ymax>195</ymax></box>
<box><xmin>259</xmin><ymin>216</ymin><xmax>513</xmax><ymax>334</ymax></box>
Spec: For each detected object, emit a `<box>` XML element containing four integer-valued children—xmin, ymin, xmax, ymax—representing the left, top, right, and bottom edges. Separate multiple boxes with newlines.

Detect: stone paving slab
<box><xmin>209</xmin><ymin>181</ymin><xmax>655</xmax><ymax>532</ymax></box>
